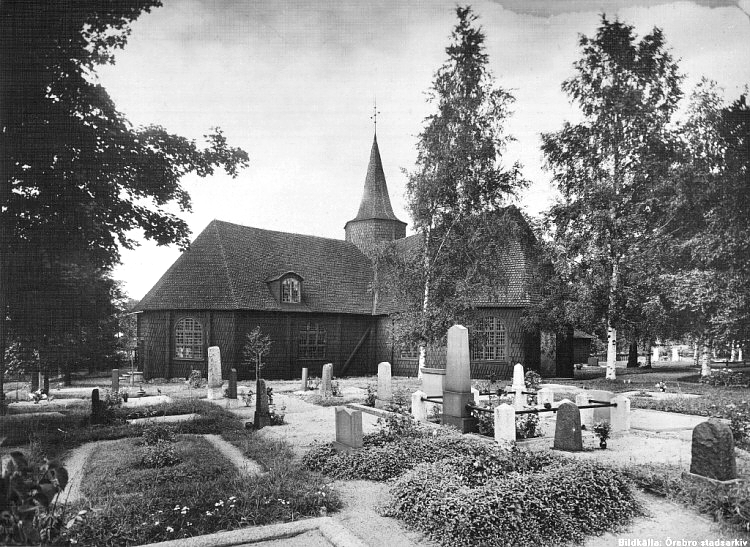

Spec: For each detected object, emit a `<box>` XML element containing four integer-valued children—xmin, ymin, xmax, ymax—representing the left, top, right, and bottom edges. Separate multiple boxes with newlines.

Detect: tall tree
<box><xmin>386</xmin><ymin>6</ymin><xmax>527</xmax><ymax>369</ymax></box>
<box><xmin>542</xmin><ymin>16</ymin><xmax>682</xmax><ymax>379</ymax></box>
<box><xmin>0</xmin><ymin>1</ymin><xmax>249</xmax><ymax>408</ymax></box>
<box><xmin>661</xmin><ymin>81</ymin><xmax>750</xmax><ymax>374</ymax></box>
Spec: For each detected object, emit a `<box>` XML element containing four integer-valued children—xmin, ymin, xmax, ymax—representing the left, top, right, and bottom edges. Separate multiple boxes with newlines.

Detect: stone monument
<box><xmin>553</xmin><ymin>401</ymin><xmax>583</xmax><ymax>452</ymax></box>
<box><xmin>441</xmin><ymin>325</ymin><xmax>476</xmax><ymax>433</ymax></box>
<box><xmin>207</xmin><ymin>346</ymin><xmax>223</xmax><ymax>400</ymax></box>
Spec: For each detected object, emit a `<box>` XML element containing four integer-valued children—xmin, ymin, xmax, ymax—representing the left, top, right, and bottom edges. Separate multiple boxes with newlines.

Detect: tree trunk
<box><xmin>700</xmin><ymin>340</ymin><xmax>712</xmax><ymax>377</ymax></box>
<box><xmin>693</xmin><ymin>341</ymin><xmax>699</xmax><ymax>367</ymax></box>
<box><xmin>730</xmin><ymin>340</ymin><xmax>737</xmax><ymax>362</ymax></box>
<box><xmin>644</xmin><ymin>340</ymin><xmax>652</xmax><ymax>368</ymax></box>
<box><xmin>606</xmin><ymin>323</ymin><xmax>617</xmax><ymax>380</ymax></box>
<box><xmin>627</xmin><ymin>340</ymin><xmax>639</xmax><ymax>368</ymax></box>
<box><xmin>417</xmin><ymin>226</ymin><xmax>433</xmax><ymax>380</ymax></box>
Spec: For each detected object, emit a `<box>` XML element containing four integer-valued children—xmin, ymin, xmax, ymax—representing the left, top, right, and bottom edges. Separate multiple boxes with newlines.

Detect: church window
<box><xmin>282</xmin><ymin>277</ymin><xmax>301</xmax><ymax>303</ymax></box>
<box><xmin>175</xmin><ymin>317</ymin><xmax>203</xmax><ymax>360</ymax></box>
<box><xmin>470</xmin><ymin>317</ymin><xmax>507</xmax><ymax>361</ymax></box>
<box><xmin>299</xmin><ymin>323</ymin><xmax>326</xmax><ymax>359</ymax></box>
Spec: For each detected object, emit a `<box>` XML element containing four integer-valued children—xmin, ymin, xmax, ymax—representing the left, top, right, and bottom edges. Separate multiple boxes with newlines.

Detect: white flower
<box><xmin>166</xmin><ymin>526</ymin><xmax>174</xmax><ymax>533</ymax></box>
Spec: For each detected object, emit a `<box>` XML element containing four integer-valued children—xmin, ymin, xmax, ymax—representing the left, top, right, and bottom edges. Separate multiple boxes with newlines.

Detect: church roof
<box><xmin>346</xmin><ymin>135</ymin><xmax>405</xmax><ymax>225</ymax></box>
<box><xmin>135</xmin><ymin>220</ymin><xmax>375</xmax><ymax>314</ymax></box>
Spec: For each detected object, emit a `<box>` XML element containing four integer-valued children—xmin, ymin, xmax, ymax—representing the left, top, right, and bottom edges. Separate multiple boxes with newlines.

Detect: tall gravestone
<box><xmin>43</xmin><ymin>373</ymin><xmax>49</xmax><ymax>395</ymax></box>
<box><xmin>442</xmin><ymin>325</ymin><xmax>476</xmax><ymax>433</ymax></box>
<box><xmin>333</xmin><ymin>407</ymin><xmax>363</xmax><ymax>452</ymax></box>
<box><xmin>672</xmin><ymin>347</ymin><xmax>680</xmax><ymax>362</ymax></box>
<box><xmin>301</xmin><ymin>367</ymin><xmax>309</xmax><ymax>391</ymax></box>
<box><xmin>207</xmin><ymin>346</ymin><xmax>223</xmax><ymax>400</ymax></box>
<box><xmin>375</xmin><ymin>362</ymin><xmax>393</xmax><ymax>409</ymax></box>
<box><xmin>553</xmin><ymin>401</ymin><xmax>583</xmax><ymax>452</ymax></box>
<box><xmin>91</xmin><ymin>388</ymin><xmax>104</xmax><ymax>425</ymax></box>
<box><xmin>228</xmin><ymin>368</ymin><xmax>237</xmax><ymax>399</ymax></box>
<box><xmin>111</xmin><ymin>369</ymin><xmax>119</xmax><ymax>394</ymax></box>
<box><xmin>320</xmin><ymin>363</ymin><xmax>333</xmax><ymax>398</ymax></box>
<box><xmin>690</xmin><ymin>419</ymin><xmax>736</xmax><ymax>481</ymax></box>
<box><xmin>254</xmin><ymin>379</ymin><xmax>271</xmax><ymax>429</ymax></box>
<box><xmin>494</xmin><ymin>403</ymin><xmax>516</xmax><ymax>444</ymax></box>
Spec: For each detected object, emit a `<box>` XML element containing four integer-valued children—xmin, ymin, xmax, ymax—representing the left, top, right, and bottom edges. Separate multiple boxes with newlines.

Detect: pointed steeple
<box><xmin>345</xmin><ymin>133</ymin><xmax>406</xmax><ymax>258</ymax></box>
<box><xmin>352</xmin><ymin>135</ymin><xmax>400</xmax><ymax>222</ymax></box>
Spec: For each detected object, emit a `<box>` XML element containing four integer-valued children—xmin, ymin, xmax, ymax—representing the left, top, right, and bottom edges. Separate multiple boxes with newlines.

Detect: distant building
<box><xmin>134</xmin><ymin>134</ymin><xmax>544</xmax><ymax>380</ymax></box>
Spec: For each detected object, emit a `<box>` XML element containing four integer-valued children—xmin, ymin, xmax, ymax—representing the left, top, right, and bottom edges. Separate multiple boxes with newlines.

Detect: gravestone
<box><xmin>575</xmin><ymin>393</ymin><xmax>594</xmax><ymax>428</ymax></box>
<box><xmin>690</xmin><ymin>419</ymin><xmax>736</xmax><ymax>481</ymax></box>
<box><xmin>301</xmin><ymin>367</ymin><xmax>308</xmax><ymax>392</ymax></box>
<box><xmin>31</xmin><ymin>372</ymin><xmax>39</xmax><ymax>393</ymax></box>
<box><xmin>537</xmin><ymin>387</ymin><xmax>553</xmax><ymax>407</ymax></box>
<box><xmin>471</xmin><ymin>387</ymin><xmax>480</xmax><ymax>404</ymax></box>
<box><xmin>442</xmin><ymin>325</ymin><xmax>476</xmax><ymax>433</ymax></box>
<box><xmin>207</xmin><ymin>346</ymin><xmax>223</xmax><ymax>400</ymax></box>
<box><xmin>586</xmin><ymin>389</ymin><xmax>615</xmax><ymax>424</ymax></box>
<box><xmin>38</xmin><ymin>372</ymin><xmax>45</xmax><ymax>393</ymax></box>
<box><xmin>511</xmin><ymin>363</ymin><xmax>525</xmax><ymax>389</ymax></box>
<box><xmin>319</xmin><ymin>363</ymin><xmax>333</xmax><ymax>398</ymax></box>
<box><xmin>411</xmin><ymin>390</ymin><xmax>427</xmax><ymax>422</ymax></box>
<box><xmin>610</xmin><ymin>394</ymin><xmax>630</xmax><ymax>433</ymax></box>
<box><xmin>587</xmin><ymin>356</ymin><xmax>598</xmax><ymax>367</ymax></box>
<box><xmin>91</xmin><ymin>388</ymin><xmax>104</xmax><ymax>425</ymax></box>
<box><xmin>553</xmin><ymin>401</ymin><xmax>583</xmax><ymax>452</ymax></box>
<box><xmin>228</xmin><ymin>368</ymin><xmax>237</xmax><ymax>399</ymax></box>
<box><xmin>652</xmin><ymin>346</ymin><xmax>660</xmax><ymax>362</ymax></box>
<box><xmin>254</xmin><ymin>379</ymin><xmax>271</xmax><ymax>429</ymax></box>
<box><xmin>672</xmin><ymin>347</ymin><xmax>680</xmax><ymax>361</ymax></box>
<box><xmin>112</xmin><ymin>369</ymin><xmax>119</xmax><ymax>394</ymax></box>
<box><xmin>375</xmin><ymin>362</ymin><xmax>393</xmax><ymax>409</ymax></box>
<box><xmin>43</xmin><ymin>373</ymin><xmax>49</xmax><ymax>395</ymax></box>
<box><xmin>494</xmin><ymin>403</ymin><xmax>516</xmax><ymax>444</ymax></box>
<box><xmin>333</xmin><ymin>407</ymin><xmax>363</xmax><ymax>452</ymax></box>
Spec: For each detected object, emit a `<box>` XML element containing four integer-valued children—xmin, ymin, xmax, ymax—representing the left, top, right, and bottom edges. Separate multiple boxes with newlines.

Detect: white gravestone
<box><xmin>511</xmin><ymin>363</ymin><xmax>525</xmax><ymax>389</ymax></box>
<box><xmin>375</xmin><ymin>362</ymin><xmax>393</xmax><ymax>409</ymax></box>
<box><xmin>494</xmin><ymin>404</ymin><xmax>516</xmax><ymax>444</ymax></box>
<box><xmin>575</xmin><ymin>392</ymin><xmax>594</xmax><ymax>428</ymax></box>
<box><xmin>672</xmin><ymin>347</ymin><xmax>680</xmax><ymax>362</ymax></box>
<box><xmin>442</xmin><ymin>325</ymin><xmax>475</xmax><ymax>433</ymax></box>
<box><xmin>411</xmin><ymin>390</ymin><xmax>427</xmax><ymax>422</ymax></box>
<box><xmin>320</xmin><ymin>363</ymin><xmax>333</xmax><ymax>398</ymax></box>
<box><xmin>610</xmin><ymin>395</ymin><xmax>631</xmax><ymax>434</ymax></box>
<box><xmin>207</xmin><ymin>346</ymin><xmax>223</xmax><ymax>400</ymax></box>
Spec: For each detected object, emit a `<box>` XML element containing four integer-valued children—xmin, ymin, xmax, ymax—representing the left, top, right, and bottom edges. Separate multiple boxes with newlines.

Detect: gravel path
<box><xmin>59</xmin><ymin>442</ymin><xmax>97</xmax><ymax>505</ymax></box>
<box><xmin>202</xmin><ymin>434</ymin><xmax>264</xmax><ymax>476</ymax></box>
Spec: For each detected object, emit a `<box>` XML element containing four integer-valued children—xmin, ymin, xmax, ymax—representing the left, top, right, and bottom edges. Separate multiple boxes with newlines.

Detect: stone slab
<box><xmin>630</xmin><ymin>409</ymin><xmax>728</xmax><ymax>432</ymax></box>
<box><xmin>121</xmin><ymin>395</ymin><xmax>172</xmax><ymax>408</ymax></box>
<box><xmin>622</xmin><ymin>390</ymin><xmax>701</xmax><ymax>400</ymax></box>
<box><xmin>127</xmin><ymin>413</ymin><xmax>200</xmax><ymax>425</ymax></box>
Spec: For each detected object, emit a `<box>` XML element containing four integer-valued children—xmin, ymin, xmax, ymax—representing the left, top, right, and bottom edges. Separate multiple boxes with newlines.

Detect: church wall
<box><xmin>386</xmin><ymin>307</ymin><xmax>540</xmax><ymax>380</ymax></box>
<box><xmin>234</xmin><ymin>311</ymin><xmax>378</xmax><ymax>380</ymax></box>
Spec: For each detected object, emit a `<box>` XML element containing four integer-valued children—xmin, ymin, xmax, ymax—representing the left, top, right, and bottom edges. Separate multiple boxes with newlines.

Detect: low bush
<box><xmin>386</xmin><ymin>459</ymin><xmax>642</xmax><ymax>546</ymax></box>
<box><xmin>700</xmin><ymin>369</ymin><xmax>749</xmax><ymax>387</ymax></box>
<box><xmin>141</xmin><ymin>424</ymin><xmax>177</xmax><ymax>446</ymax></box>
<box><xmin>141</xmin><ymin>440</ymin><xmax>181</xmax><ymax>468</ymax></box>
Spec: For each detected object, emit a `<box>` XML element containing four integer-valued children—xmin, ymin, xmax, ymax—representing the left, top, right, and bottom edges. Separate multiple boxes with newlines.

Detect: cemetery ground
<box><xmin>2</xmin><ymin>361</ymin><xmax>750</xmax><ymax>546</ymax></box>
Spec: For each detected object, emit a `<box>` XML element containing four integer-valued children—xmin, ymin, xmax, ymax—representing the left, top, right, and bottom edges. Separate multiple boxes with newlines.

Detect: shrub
<box><xmin>593</xmin><ymin>420</ymin><xmax>611</xmax><ymax>444</ymax></box>
<box><xmin>515</xmin><ymin>413</ymin><xmax>541</xmax><ymax>439</ymax></box>
<box><xmin>186</xmin><ymin>369</ymin><xmax>205</xmax><ymax>389</ymax></box>
<box><xmin>700</xmin><ymin>369</ymin><xmax>749</xmax><ymax>387</ymax></box>
<box><xmin>142</xmin><ymin>424</ymin><xmax>177</xmax><ymax>446</ymax></box>
<box><xmin>364</xmin><ymin>385</ymin><xmax>376</xmax><ymax>407</ymax></box>
<box><xmin>142</xmin><ymin>440</ymin><xmax>181</xmax><ymax>468</ymax></box>
<box><xmin>386</xmin><ymin>459</ymin><xmax>642</xmax><ymax>546</ymax></box>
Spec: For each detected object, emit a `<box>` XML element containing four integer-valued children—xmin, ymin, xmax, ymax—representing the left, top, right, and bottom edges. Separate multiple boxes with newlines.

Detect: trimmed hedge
<box><xmin>386</xmin><ymin>459</ymin><xmax>642</xmax><ymax>546</ymax></box>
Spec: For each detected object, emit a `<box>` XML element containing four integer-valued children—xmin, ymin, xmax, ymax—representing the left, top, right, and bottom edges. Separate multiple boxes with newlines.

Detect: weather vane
<box><xmin>370</xmin><ymin>99</ymin><xmax>380</xmax><ymax>133</ymax></box>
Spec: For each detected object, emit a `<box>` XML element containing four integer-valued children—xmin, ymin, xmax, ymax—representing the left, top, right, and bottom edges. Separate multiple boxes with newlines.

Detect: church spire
<box><xmin>345</xmin><ymin>131</ymin><xmax>407</xmax><ymax>258</ymax></box>
<box><xmin>351</xmin><ymin>134</ymin><xmax>400</xmax><ymax>222</ymax></box>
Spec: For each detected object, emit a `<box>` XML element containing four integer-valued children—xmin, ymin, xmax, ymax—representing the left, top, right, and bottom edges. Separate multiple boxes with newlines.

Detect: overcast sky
<box><xmin>100</xmin><ymin>0</ymin><xmax>750</xmax><ymax>300</ymax></box>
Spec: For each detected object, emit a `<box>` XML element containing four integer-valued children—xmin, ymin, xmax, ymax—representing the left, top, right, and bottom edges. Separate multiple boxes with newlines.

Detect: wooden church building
<box><xmin>134</xmin><ymin>135</ymin><xmax>545</xmax><ymax>380</ymax></box>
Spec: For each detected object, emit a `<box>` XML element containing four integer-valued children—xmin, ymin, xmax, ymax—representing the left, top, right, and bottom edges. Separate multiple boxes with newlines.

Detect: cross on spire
<box><xmin>370</xmin><ymin>100</ymin><xmax>380</xmax><ymax>134</ymax></box>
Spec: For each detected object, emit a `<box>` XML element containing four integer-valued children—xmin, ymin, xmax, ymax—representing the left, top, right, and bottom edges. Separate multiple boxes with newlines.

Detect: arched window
<box><xmin>471</xmin><ymin>317</ymin><xmax>507</xmax><ymax>361</ymax></box>
<box><xmin>299</xmin><ymin>323</ymin><xmax>326</xmax><ymax>359</ymax></box>
<box><xmin>175</xmin><ymin>317</ymin><xmax>204</xmax><ymax>360</ymax></box>
<box><xmin>281</xmin><ymin>277</ymin><xmax>301</xmax><ymax>303</ymax></box>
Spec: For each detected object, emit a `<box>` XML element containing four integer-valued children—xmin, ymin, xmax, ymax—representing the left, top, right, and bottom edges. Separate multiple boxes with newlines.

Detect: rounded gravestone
<box><xmin>690</xmin><ymin>419</ymin><xmax>736</xmax><ymax>481</ymax></box>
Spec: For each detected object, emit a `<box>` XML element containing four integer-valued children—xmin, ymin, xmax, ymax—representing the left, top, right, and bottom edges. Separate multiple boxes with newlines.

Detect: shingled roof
<box><xmin>346</xmin><ymin>135</ymin><xmax>404</xmax><ymax>224</ymax></box>
<box><xmin>135</xmin><ymin>220</ymin><xmax>375</xmax><ymax>314</ymax></box>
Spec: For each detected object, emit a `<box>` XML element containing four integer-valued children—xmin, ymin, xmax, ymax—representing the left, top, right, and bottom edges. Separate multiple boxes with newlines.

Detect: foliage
<box><xmin>242</xmin><ymin>327</ymin><xmax>272</xmax><ymax>379</ymax></box>
<box><xmin>141</xmin><ymin>440</ymin><xmax>181</xmax><ymax>468</ymax></box>
<box><xmin>700</xmin><ymin>369</ymin><xmax>749</xmax><ymax>387</ymax></box>
<box><xmin>378</xmin><ymin>6</ymin><xmax>528</xmax><ymax>354</ymax></box>
<box><xmin>364</xmin><ymin>385</ymin><xmax>376</xmax><ymax>407</ymax></box>
<box><xmin>330</xmin><ymin>380</ymin><xmax>341</xmax><ymax>398</ymax></box>
<box><xmin>66</xmin><ymin>434</ymin><xmax>337</xmax><ymax>545</ymax></box>
<box><xmin>186</xmin><ymin>370</ymin><xmax>205</xmax><ymax>389</ymax></box>
<box><xmin>524</xmin><ymin>370</ymin><xmax>542</xmax><ymax>391</ymax></box>
<box><xmin>0</xmin><ymin>452</ymin><xmax>69</xmax><ymax>545</ymax></box>
<box><xmin>539</xmin><ymin>16</ymin><xmax>683</xmax><ymax>378</ymax></box>
<box><xmin>386</xmin><ymin>458</ymin><xmax>641</xmax><ymax>546</ymax></box>
<box><xmin>593</xmin><ymin>420</ymin><xmax>612</xmax><ymax>443</ymax></box>
<box><xmin>515</xmin><ymin>414</ymin><xmax>541</xmax><ymax>440</ymax></box>
<box><xmin>141</xmin><ymin>424</ymin><xmax>177</xmax><ymax>446</ymax></box>
<box><xmin>0</xmin><ymin>0</ymin><xmax>248</xmax><ymax>403</ymax></box>
<box><xmin>268</xmin><ymin>404</ymin><xmax>286</xmax><ymax>426</ymax></box>
<box><xmin>239</xmin><ymin>387</ymin><xmax>254</xmax><ymax>407</ymax></box>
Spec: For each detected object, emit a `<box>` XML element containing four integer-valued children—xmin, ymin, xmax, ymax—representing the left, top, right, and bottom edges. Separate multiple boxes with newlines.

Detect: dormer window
<box><xmin>281</xmin><ymin>277</ymin><xmax>300</xmax><ymax>303</ymax></box>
